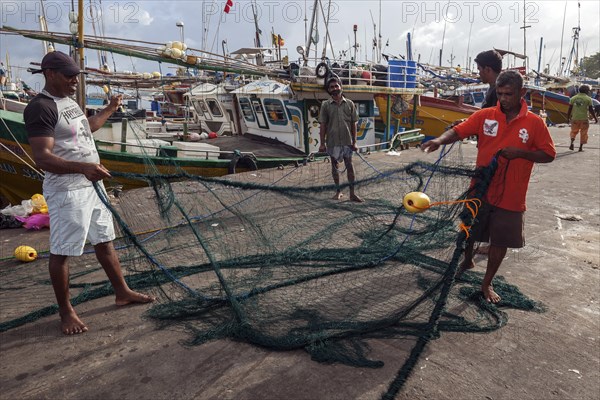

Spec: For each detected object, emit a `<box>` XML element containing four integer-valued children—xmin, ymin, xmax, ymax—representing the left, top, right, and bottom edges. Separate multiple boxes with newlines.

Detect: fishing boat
<box><xmin>529</xmin><ymin>89</ymin><xmax>571</xmax><ymax>125</ymax></box>
<box><xmin>0</xmin><ymin>103</ymin><xmax>321</xmax><ymax>204</ymax></box>
<box><xmin>0</xmin><ymin>4</ymin><xmax>426</xmax><ymax>205</ymax></box>
<box><xmin>374</xmin><ymin>94</ymin><xmax>479</xmax><ymax>140</ymax></box>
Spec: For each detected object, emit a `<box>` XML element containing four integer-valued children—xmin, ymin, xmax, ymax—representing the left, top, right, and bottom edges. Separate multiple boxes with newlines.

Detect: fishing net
<box><xmin>0</xmin><ymin>144</ymin><xmax>544</xmax><ymax>398</ymax></box>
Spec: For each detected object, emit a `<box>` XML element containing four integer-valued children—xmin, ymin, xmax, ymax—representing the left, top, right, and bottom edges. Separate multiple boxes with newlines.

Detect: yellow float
<box><xmin>31</xmin><ymin>193</ymin><xmax>48</xmax><ymax>214</ymax></box>
<box><xmin>402</xmin><ymin>192</ymin><xmax>431</xmax><ymax>213</ymax></box>
<box><xmin>14</xmin><ymin>246</ymin><xmax>38</xmax><ymax>262</ymax></box>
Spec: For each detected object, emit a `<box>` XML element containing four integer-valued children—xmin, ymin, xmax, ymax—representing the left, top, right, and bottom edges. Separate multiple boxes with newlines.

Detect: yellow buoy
<box><xmin>14</xmin><ymin>246</ymin><xmax>38</xmax><ymax>262</ymax></box>
<box><xmin>31</xmin><ymin>193</ymin><xmax>48</xmax><ymax>214</ymax></box>
<box><xmin>102</xmin><ymin>85</ymin><xmax>110</xmax><ymax>94</ymax></box>
<box><xmin>403</xmin><ymin>192</ymin><xmax>431</xmax><ymax>213</ymax></box>
<box><xmin>172</xmin><ymin>41</ymin><xmax>183</xmax><ymax>50</ymax></box>
<box><xmin>171</xmin><ymin>48</ymin><xmax>183</xmax><ymax>59</ymax></box>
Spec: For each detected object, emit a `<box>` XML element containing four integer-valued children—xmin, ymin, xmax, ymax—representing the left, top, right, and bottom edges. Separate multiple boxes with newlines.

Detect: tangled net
<box><xmin>0</xmin><ymin>145</ymin><xmax>544</xmax><ymax>398</ymax></box>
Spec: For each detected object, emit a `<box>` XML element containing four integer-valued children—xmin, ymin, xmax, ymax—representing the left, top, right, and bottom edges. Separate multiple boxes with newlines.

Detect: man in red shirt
<box><xmin>421</xmin><ymin>70</ymin><xmax>556</xmax><ymax>303</ymax></box>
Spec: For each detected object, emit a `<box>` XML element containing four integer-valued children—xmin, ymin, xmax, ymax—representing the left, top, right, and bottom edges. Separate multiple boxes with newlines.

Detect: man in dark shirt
<box><xmin>475</xmin><ymin>50</ymin><xmax>503</xmax><ymax>108</ymax></box>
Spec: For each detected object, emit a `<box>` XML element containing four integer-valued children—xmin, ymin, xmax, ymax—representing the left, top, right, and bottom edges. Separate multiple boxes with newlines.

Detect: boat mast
<box><xmin>39</xmin><ymin>0</ymin><xmax>53</xmax><ymax>54</ymax></box>
<box><xmin>76</xmin><ymin>0</ymin><xmax>86</xmax><ymax>110</ymax></box>
<box><xmin>251</xmin><ymin>1</ymin><xmax>264</xmax><ymax>66</ymax></box>
<box><xmin>565</xmin><ymin>2</ymin><xmax>582</xmax><ymax>75</ymax></box>
<box><xmin>378</xmin><ymin>0</ymin><xmax>382</xmax><ymax>63</ymax></box>
<box><xmin>558</xmin><ymin>0</ymin><xmax>567</xmax><ymax>75</ymax></box>
<box><xmin>520</xmin><ymin>0</ymin><xmax>531</xmax><ymax>72</ymax></box>
<box><xmin>439</xmin><ymin>0</ymin><xmax>449</xmax><ymax>67</ymax></box>
<box><xmin>465</xmin><ymin>20</ymin><xmax>473</xmax><ymax>71</ymax></box>
<box><xmin>304</xmin><ymin>0</ymin><xmax>319</xmax><ymax>65</ymax></box>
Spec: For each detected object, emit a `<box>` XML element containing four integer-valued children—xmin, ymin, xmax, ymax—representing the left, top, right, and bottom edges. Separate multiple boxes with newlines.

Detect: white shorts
<box><xmin>46</xmin><ymin>185</ymin><xmax>116</xmax><ymax>256</ymax></box>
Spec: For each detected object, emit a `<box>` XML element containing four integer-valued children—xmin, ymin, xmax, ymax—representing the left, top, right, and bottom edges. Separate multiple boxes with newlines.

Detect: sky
<box><xmin>1</xmin><ymin>0</ymin><xmax>599</xmax><ymax>93</ymax></box>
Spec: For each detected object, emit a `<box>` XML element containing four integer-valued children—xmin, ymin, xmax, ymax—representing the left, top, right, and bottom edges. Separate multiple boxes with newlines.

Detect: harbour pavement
<box><xmin>0</xmin><ymin>125</ymin><xmax>598</xmax><ymax>400</ymax></box>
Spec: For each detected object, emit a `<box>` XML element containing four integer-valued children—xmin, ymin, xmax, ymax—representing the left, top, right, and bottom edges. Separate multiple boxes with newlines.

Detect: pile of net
<box><xmin>0</xmin><ymin>146</ymin><xmax>544</xmax><ymax>398</ymax></box>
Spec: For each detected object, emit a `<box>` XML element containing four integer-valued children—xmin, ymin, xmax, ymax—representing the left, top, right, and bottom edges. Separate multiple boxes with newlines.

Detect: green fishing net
<box><xmin>0</xmin><ymin>144</ymin><xmax>544</xmax><ymax>398</ymax></box>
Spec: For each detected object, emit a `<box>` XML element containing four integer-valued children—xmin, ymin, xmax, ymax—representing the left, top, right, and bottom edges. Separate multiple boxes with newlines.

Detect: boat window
<box><xmin>239</xmin><ymin>97</ymin><xmax>255</xmax><ymax>122</ymax></box>
<box><xmin>472</xmin><ymin>92</ymin><xmax>485</xmax><ymax>103</ymax></box>
<box><xmin>263</xmin><ymin>99</ymin><xmax>288</xmax><ymax>125</ymax></box>
<box><xmin>357</xmin><ymin>101</ymin><xmax>370</xmax><ymax>117</ymax></box>
<box><xmin>206</xmin><ymin>99</ymin><xmax>223</xmax><ymax>117</ymax></box>
<box><xmin>193</xmin><ymin>99</ymin><xmax>212</xmax><ymax>120</ymax></box>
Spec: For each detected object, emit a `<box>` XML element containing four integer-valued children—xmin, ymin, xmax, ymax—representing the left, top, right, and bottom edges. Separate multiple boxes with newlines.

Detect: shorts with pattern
<box><xmin>328</xmin><ymin>145</ymin><xmax>353</xmax><ymax>163</ymax></box>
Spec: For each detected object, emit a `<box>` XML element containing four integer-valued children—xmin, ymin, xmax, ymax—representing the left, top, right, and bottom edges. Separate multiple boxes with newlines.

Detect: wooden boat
<box><xmin>374</xmin><ymin>94</ymin><xmax>479</xmax><ymax>139</ymax></box>
<box><xmin>0</xmin><ymin>106</ymin><xmax>310</xmax><ymax>205</ymax></box>
<box><xmin>185</xmin><ymin>77</ymin><xmax>426</xmax><ymax>155</ymax></box>
<box><xmin>529</xmin><ymin>90</ymin><xmax>570</xmax><ymax>125</ymax></box>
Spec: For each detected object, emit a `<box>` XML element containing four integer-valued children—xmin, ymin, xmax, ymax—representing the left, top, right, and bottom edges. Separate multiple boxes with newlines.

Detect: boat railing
<box><xmin>294</xmin><ymin>58</ymin><xmax>419</xmax><ymax>88</ymax></box>
<box><xmin>358</xmin><ymin>128</ymin><xmax>424</xmax><ymax>152</ymax></box>
<box><xmin>95</xmin><ymin>139</ymin><xmax>256</xmax><ymax>160</ymax></box>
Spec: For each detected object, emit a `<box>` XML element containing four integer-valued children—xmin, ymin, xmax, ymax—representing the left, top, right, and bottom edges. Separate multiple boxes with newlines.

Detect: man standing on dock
<box><xmin>567</xmin><ymin>85</ymin><xmax>598</xmax><ymax>152</ymax></box>
<box><xmin>319</xmin><ymin>76</ymin><xmax>363</xmax><ymax>202</ymax></box>
<box><xmin>421</xmin><ymin>70</ymin><xmax>556</xmax><ymax>303</ymax></box>
<box><xmin>24</xmin><ymin>51</ymin><xmax>154</xmax><ymax>335</ymax></box>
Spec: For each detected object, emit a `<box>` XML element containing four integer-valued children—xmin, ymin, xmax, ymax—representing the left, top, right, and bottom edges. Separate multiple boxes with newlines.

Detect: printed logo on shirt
<box><xmin>518</xmin><ymin>128</ymin><xmax>529</xmax><ymax>143</ymax></box>
<box><xmin>483</xmin><ymin>119</ymin><xmax>499</xmax><ymax>136</ymax></box>
<box><xmin>60</xmin><ymin>103</ymin><xmax>85</xmax><ymax>124</ymax></box>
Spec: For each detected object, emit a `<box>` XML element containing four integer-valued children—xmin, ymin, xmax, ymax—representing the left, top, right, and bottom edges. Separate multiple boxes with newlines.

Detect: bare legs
<box><xmin>48</xmin><ymin>241</ymin><xmax>154</xmax><ymax>335</ymax></box>
<box><xmin>459</xmin><ymin>241</ymin><xmax>506</xmax><ymax>303</ymax></box>
<box><xmin>94</xmin><ymin>242</ymin><xmax>154</xmax><ymax>306</ymax></box>
<box><xmin>481</xmin><ymin>246</ymin><xmax>506</xmax><ymax>303</ymax></box>
<box><xmin>49</xmin><ymin>254</ymin><xmax>88</xmax><ymax>335</ymax></box>
<box><xmin>331</xmin><ymin>158</ymin><xmax>363</xmax><ymax>202</ymax></box>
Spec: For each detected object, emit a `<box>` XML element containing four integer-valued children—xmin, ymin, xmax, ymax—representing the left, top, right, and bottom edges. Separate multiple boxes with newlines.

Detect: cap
<box><xmin>31</xmin><ymin>51</ymin><xmax>86</xmax><ymax>75</ymax></box>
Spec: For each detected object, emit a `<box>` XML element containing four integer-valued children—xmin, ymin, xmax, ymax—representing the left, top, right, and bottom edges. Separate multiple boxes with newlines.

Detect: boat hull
<box><xmin>530</xmin><ymin>91</ymin><xmax>570</xmax><ymax>125</ymax></box>
<box><xmin>375</xmin><ymin>95</ymin><xmax>479</xmax><ymax>139</ymax></box>
<box><xmin>0</xmin><ymin>109</ymin><xmax>286</xmax><ymax>205</ymax></box>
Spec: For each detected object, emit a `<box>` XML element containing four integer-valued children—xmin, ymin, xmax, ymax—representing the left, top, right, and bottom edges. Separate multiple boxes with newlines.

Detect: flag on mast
<box><xmin>224</xmin><ymin>0</ymin><xmax>234</xmax><ymax>14</ymax></box>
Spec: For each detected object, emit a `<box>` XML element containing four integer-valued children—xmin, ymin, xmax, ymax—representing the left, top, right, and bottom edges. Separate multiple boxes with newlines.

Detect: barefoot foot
<box><xmin>332</xmin><ymin>192</ymin><xmax>343</xmax><ymax>200</ymax></box>
<box><xmin>115</xmin><ymin>290</ymin><xmax>155</xmax><ymax>306</ymax></box>
<box><xmin>456</xmin><ymin>260</ymin><xmax>475</xmax><ymax>278</ymax></box>
<box><xmin>475</xmin><ymin>245</ymin><xmax>490</xmax><ymax>255</ymax></box>
<box><xmin>482</xmin><ymin>285</ymin><xmax>501</xmax><ymax>303</ymax></box>
<box><xmin>349</xmin><ymin>194</ymin><xmax>364</xmax><ymax>203</ymax></box>
<box><xmin>60</xmin><ymin>310</ymin><xmax>88</xmax><ymax>335</ymax></box>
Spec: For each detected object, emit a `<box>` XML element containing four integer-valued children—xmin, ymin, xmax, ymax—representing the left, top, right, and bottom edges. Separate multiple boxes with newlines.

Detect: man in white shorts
<box><xmin>24</xmin><ymin>51</ymin><xmax>154</xmax><ymax>335</ymax></box>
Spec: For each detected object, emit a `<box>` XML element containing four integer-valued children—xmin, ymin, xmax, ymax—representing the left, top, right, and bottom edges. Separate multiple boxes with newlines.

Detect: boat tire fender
<box><xmin>315</xmin><ymin>62</ymin><xmax>329</xmax><ymax>78</ymax></box>
<box><xmin>228</xmin><ymin>154</ymin><xmax>258</xmax><ymax>174</ymax></box>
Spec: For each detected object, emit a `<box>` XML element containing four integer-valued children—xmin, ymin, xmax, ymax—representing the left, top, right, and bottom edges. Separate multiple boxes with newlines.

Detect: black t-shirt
<box><xmin>481</xmin><ymin>85</ymin><xmax>497</xmax><ymax>109</ymax></box>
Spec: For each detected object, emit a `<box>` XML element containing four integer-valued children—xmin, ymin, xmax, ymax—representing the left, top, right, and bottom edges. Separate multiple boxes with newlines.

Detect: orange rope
<box><xmin>411</xmin><ymin>198</ymin><xmax>482</xmax><ymax>214</ymax></box>
<box><xmin>411</xmin><ymin>198</ymin><xmax>482</xmax><ymax>238</ymax></box>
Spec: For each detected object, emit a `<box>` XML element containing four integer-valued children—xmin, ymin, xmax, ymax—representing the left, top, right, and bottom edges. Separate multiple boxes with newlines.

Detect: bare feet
<box><xmin>457</xmin><ymin>260</ymin><xmax>475</xmax><ymax>277</ymax></box>
<box><xmin>332</xmin><ymin>192</ymin><xmax>343</xmax><ymax>200</ymax></box>
<box><xmin>349</xmin><ymin>194</ymin><xmax>364</xmax><ymax>203</ymax></box>
<box><xmin>475</xmin><ymin>245</ymin><xmax>490</xmax><ymax>255</ymax></box>
<box><xmin>115</xmin><ymin>290</ymin><xmax>156</xmax><ymax>306</ymax></box>
<box><xmin>482</xmin><ymin>284</ymin><xmax>501</xmax><ymax>303</ymax></box>
<box><xmin>60</xmin><ymin>309</ymin><xmax>88</xmax><ymax>335</ymax></box>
